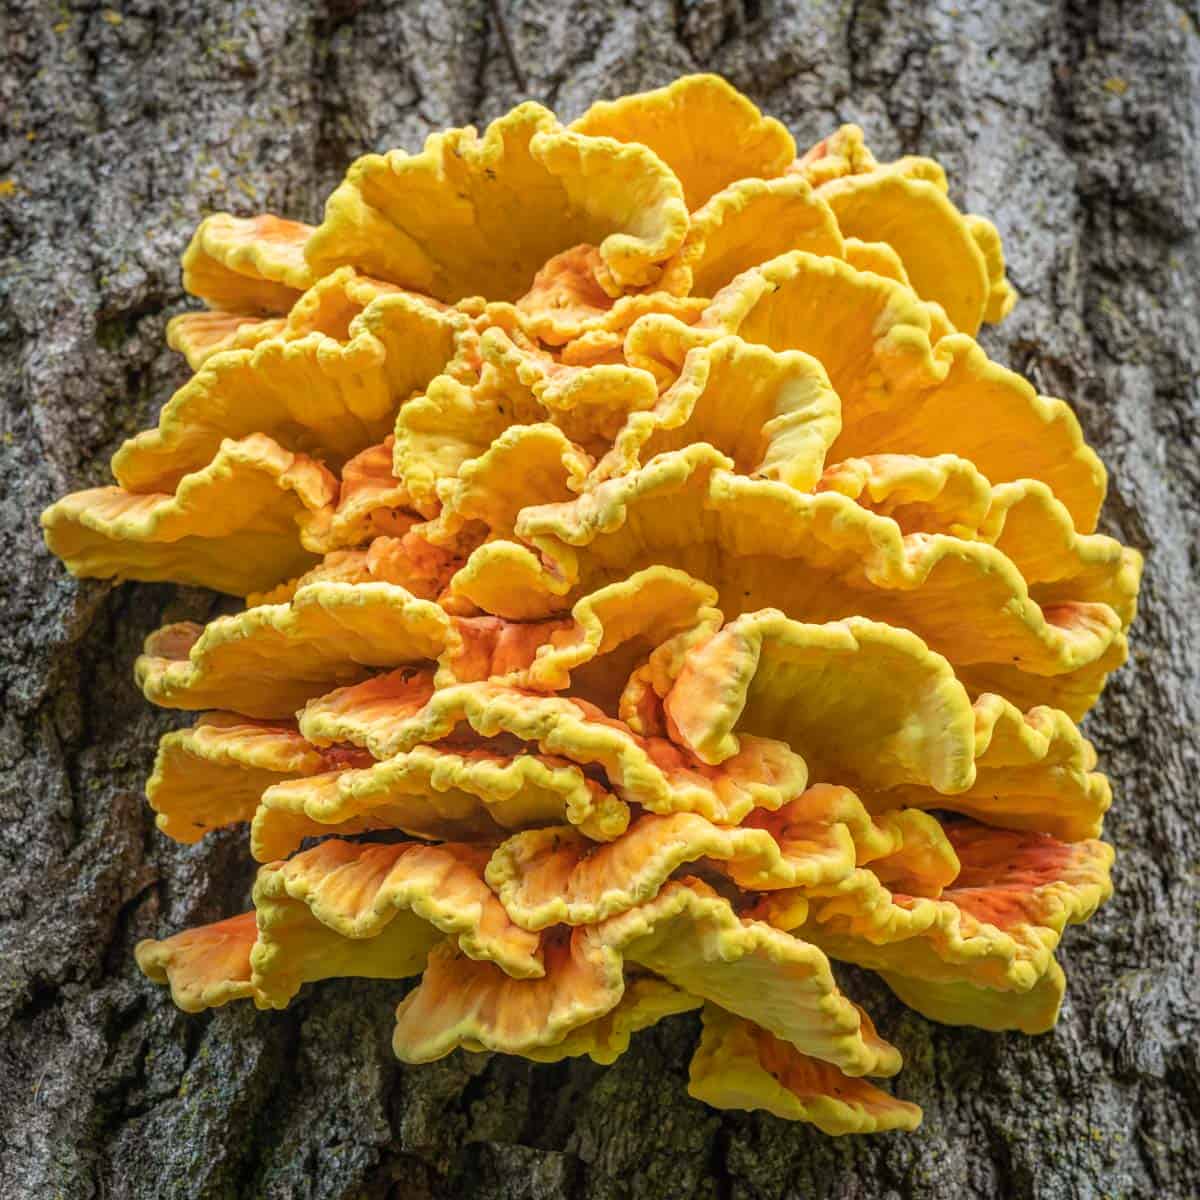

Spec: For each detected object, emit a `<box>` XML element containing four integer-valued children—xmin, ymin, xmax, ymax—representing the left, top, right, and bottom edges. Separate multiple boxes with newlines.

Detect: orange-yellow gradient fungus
<box><xmin>42</xmin><ymin>75</ymin><xmax>1140</xmax><ymax>1134</ymax></box>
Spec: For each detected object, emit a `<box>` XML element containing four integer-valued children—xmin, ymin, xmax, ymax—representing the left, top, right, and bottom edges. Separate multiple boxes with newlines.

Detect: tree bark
<box><xmin>2</xmin><ymin>2</ymin><xmax>1197</xmax><ymax>1197</ymax></box>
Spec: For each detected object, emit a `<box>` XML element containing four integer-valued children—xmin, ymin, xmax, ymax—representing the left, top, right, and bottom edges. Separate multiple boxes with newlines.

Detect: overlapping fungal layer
<box><xmin>42</xmin><ymin>75</ymin><xmax>1139</xmax><ymax>1134</ymax></box>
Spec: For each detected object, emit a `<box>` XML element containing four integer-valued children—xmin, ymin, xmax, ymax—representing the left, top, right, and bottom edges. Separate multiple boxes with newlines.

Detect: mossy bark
<box><xmin>1</xmin><ymin>2</ymin><xmax>1197</xmax><ymax>1197</ymax></box>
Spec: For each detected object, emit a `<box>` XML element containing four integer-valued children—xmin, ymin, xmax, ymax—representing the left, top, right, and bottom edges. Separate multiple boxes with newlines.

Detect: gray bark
<box><xmin>1</xmin><ymin>1</ymin><xmax>1198</xmax><ymax>1197</ymax></box>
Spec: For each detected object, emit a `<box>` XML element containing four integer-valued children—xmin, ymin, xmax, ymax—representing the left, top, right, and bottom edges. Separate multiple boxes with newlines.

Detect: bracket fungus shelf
<box><xmin>42</xmin><ymin>74</ymin><xmax>1141</xmax><ymax>1135</ymax></box>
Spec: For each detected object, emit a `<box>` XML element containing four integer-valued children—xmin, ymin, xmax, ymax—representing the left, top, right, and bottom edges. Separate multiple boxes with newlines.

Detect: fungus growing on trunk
<box><xmin>42</xmin><ymin>74</ymin><xmax>1140</xmax><ymax>1134</ymax></box>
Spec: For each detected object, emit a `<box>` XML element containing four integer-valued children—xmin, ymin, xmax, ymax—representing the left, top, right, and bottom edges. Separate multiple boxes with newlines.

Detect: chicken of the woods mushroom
<box><xmin>42</xmin><ymin>75</ymin><xmax>1140</xmax><ymax>1135</ymax></box>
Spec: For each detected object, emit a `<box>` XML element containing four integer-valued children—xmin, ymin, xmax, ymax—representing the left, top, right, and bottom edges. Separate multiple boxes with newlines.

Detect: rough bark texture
<box><xmin>1</xmin><ymin>2</ymin><xmax>1198</xmax><ymax>1197</ymax></box>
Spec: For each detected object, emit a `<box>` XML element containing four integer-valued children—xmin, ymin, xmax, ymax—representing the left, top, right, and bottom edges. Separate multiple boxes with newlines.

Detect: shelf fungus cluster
<box><xmin>42</xmin><ymin>76</ymin><xmax>1140</xmax><ymax>1135</ymax></box>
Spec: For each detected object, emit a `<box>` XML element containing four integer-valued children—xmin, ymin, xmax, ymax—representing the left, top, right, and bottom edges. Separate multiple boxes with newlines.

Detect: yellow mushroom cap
<box><xmin>42</xmin><ymin>75</ymin><xmax>1139</xmax><ymax>1135</ymax></box>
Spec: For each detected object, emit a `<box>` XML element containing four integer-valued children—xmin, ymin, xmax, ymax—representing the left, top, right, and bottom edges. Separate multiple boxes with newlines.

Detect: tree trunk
<box><xmin>2</xmin><ymin>2</ymin><xmax>1197</xmax><ymax>1197</ymax></box>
